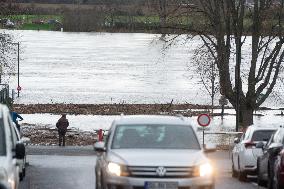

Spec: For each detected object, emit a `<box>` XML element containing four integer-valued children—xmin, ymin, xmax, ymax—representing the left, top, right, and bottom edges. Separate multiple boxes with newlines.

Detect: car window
<box><xmin>281</xmin><ymin>130</ymin><xmax>284</xmax><ymax>145</ymax></box>
<box><xmin>244</xmin><ymin>127</ymin><xmax>251</xmax><ymax>140</ymax></box>
<box><xmin>266</xmin><ymin>133</ymin><xmax>274</xmax><ymax>148</ymax></box>
<box><xmin>251</xmin><ymin>130</ymin><xmax>275</xmax><ymax>142</ymax></box>
<box><xmin>111</xmin><ymin>124</ymin><xmax>200</xmax><ymax>150</ymax></box>
<box><xmin>0</xmin><ymin>117</ymin><xmax>6</xmax><ymax>156</ymax></box>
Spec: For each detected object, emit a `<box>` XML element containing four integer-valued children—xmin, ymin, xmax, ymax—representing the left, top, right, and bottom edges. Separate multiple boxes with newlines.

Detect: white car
<box><xmin>11</xmin><ymin>123</ymin><xmax>30</xmax><ymax>181</ymax></box>
<box><xmin>0</xmin><ymin>104</ymin><xmax>25</xmax><ymax>189</ymax></box>
<box><xmin>95</xmin><ymin>115</ymin><xmax>215</xmax><ymax>189</ymax></box>
<box><xmin>232</xmin><ymin>125</ymin><xmax>276</xmax><ymax>181</ymax></box>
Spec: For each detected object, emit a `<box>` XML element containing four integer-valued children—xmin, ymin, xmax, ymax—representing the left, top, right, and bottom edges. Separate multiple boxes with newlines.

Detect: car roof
<box><xmin>247</xmin><ymin>124</ymin><xmax>278</xmax><ymax>131</ymax></box>
<box><xmin>113</xmin><ymin>115</ymin><xmax>191</xmax><ymax>126</ymax></box>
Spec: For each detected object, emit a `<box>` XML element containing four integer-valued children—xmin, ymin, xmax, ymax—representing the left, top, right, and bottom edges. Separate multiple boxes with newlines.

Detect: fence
<box><xmin>203</xmin><ymin>131</ymin><xmax>243</xmax><ymax>157</ymax></box>
<box><xmin>0</xmin><ymin>84</ymin><xmax>10</xmax><ymax>104</ymax></box>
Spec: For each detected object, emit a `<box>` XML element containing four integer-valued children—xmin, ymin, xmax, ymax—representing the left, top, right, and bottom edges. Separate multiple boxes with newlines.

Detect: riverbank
<box><xmin>14</xmin><ymin>103</ymin><xmax>230</xmax><ymax>116</ymax></box>
<box><xmin>19</xmin><ymin>109</ymin><xmax>284</xmax><ymax>147</ymax></box>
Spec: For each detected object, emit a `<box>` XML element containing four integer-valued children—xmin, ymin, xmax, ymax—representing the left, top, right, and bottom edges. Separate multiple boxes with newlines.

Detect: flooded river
<box><xmin>3</xmin><ymin>30</ymin><xmax>284</xmax><ymax>107</ymax></box>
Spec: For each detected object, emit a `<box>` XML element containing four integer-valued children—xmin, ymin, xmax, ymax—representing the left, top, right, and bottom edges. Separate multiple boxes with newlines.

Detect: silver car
<box><xmin>95</xmin><ymin>115</ymin><xmax>215</xmax><ymax>189</ymax></box>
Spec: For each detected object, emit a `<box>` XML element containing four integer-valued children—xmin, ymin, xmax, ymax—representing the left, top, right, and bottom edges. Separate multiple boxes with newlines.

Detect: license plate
<box><xmin>145</xmin><ymin>182</ymin><xmax>178</xmax><ymax>189</ymax></box>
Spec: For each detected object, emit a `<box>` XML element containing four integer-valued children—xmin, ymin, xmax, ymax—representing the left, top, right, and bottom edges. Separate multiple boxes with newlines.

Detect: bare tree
<box><xmin>190</xmin><ymin>0</ymin><xmax>284</xmax><ymax>128</ymax></box>
<box><xmin>0</xmin><ymin>0</ymin><xmax>17</xmax><ymax>83</ymax></box>
<box><xmin>192</xmin><ymin>45</ymin><xmax>219</xmax><ymax>114</ymax></box>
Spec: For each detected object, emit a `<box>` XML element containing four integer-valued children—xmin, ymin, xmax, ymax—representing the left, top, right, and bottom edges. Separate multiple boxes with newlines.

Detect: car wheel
<box><xmin>267</xmin><ymin>165</ymin><xmax>274</xmax><ymax>189</ymax></box>
<box><xmin>238</xmin><ymin>157</ymin><xmax>246</xmax><ymax>181</ymax></box>
<box><xmin>272</xmin><ymin>172</ymin><xmax>283</xmax><ymax>189</ymax></box>
<box><xmin>232</xmin><ymin>163</ymin><xmax>237</xmax><ymax>178</ymax></box>
<box><xmin>257</xmin><ymin>160</ymin><xmax>266</xmax><ymax>186</ymax></box>
<box><xmin>19</xmin><ymin>172</ymin><xmax>24</xmax><ymax>181</ymax></box>
<box><xmin>23</xmin><ymin>167</ymin><xmax>26</xmax><ymax>177</ymax></box>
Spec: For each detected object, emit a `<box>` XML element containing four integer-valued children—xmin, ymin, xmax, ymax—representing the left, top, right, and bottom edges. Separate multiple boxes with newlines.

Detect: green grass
<box><xmin>1</xmin><ymin>14</ymin><xmax>63</xmax><ymax>23</ymax></box>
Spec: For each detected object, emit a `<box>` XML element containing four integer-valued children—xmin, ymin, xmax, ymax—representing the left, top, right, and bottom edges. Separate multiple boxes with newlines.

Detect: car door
<box><xmin>258</xmin><ymin>133</ymin><xmax>274</xmax><ymax>180</ymax></box>
<box><xmin>232</xmin><ymin>133</ymin><xmax>245</xmax><ymax>170</ymax></box>
<box><xmin>5</xmin><ymin>110</ymin><xmax>20</xmax><ymax>189</ymax></box>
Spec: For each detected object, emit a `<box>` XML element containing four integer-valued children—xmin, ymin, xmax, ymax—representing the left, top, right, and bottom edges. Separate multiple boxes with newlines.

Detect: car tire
<box><xmin>23</xmin><ymin>167</ymin><xmax>26</xmax><ymax>177</ymax></box>
<box><xmin>238</xmin><ymin>157</ymin><xmax>246</xmax><ymax>182</ymax></box>
<box><xmin>272</xmin><ymin>172</ymin><xmax>283</xmax><ymax>189</ymax></box>
<box><xmin>257</xmin><ymin>160</ymin><xmax>266</xmax><ymax>186</ymax></box>
<box><xmin>238</xmin><ymin>171</ymin><xmax>247</xmax><ymax>182</ymax></box>
<box><xmin>19</xmin><ymin>172</ymin><xmax>24</xmax><ymax>181</ymax></box>
<box><xmin>232</xmin><ymin>163</ymin><xmax>237</xmax><ymax>178</ymax></box>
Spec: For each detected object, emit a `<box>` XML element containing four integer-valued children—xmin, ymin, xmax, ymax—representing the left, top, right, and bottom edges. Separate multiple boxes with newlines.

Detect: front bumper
<box><xmin>105</xmin><ymin>174</ymin><xmax>214</xmax><ymax>189</ymax></box>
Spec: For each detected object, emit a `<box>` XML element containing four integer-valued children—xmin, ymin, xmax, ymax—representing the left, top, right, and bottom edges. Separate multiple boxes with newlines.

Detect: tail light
<box><xmin>244</xmin><ymin>141</ymin><xmax>256</xmax><ymax>149</ymax></box>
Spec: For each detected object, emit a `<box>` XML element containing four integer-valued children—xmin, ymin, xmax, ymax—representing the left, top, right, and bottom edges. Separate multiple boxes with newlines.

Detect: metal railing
<box><xmin>203</xmin><ymin>131</ymin><xmax>243</xmax><ymax>157</ymax></box>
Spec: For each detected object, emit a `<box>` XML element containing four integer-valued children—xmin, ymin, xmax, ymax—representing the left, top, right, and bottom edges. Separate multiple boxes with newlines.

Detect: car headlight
<box><xmin>107</xmin><ymin>162</ymin><xmax>121</xmax><ymax>176</ymax></box>
<box><xmin>199</xmin><ymin>163</ymin><xmax>213</xmax><ymax>177</ymax></box>
<box><xmin>8</xmin><ymin>177</ymin><xmax>16</xmax><ymax>189</ymax></box>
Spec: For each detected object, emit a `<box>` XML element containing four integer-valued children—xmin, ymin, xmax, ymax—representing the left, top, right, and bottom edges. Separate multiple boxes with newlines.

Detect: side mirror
<box><xmin>21</xmin><ymin>137</ymin><xmax>31</xmax><ymax>145</ymax></box>
<box><xmin>94</xmin><ymin>141</ymin><xmax>106</xmax><ymax>152</ymax></box>
<box><xmin>234</xmin><ymin>137</ymin><xmax>240</xmax><ymax>144</ymax></box>
<box><xmin>268</xmin><ymin>143</ymin><xmax>283</xmax><ymax>156</ymax></box>
<box><xmin>15</xmin><ymin>143</ymin><xmax>25</xmax><ymax>159</ymax></box>
<box><xmin>256</xmin><ymin>141</ymin><xmax>265</xmax><ymax>149</ymax></box>
<box><xmin>203</xmin><ymin>144</ymin><xmax>217</xmax><ymax>153</ymax></box>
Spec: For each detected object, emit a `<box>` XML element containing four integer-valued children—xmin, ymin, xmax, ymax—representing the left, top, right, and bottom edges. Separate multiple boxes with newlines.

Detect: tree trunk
<box><xmin>239</xmin><ymin>104</ymin><xmax>254</xmax><ymax>128</ymax></box>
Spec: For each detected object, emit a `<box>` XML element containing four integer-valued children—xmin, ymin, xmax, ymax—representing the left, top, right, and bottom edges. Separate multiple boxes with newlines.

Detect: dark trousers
<box><xmin>58</xmin><ymin>131</ymin><xmax>66</xmax><ymax>146</ymax></box>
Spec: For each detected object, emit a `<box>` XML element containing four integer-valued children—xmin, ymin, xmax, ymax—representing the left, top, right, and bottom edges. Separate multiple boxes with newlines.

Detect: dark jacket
<box><xmin>11</xmin><ymin>111</ymin><xmax>23</xmax><ymax>123</ymax></box>
<box><xmin>56</xmin><ymin>116</ymin><xmax>69</xmax><ymax>133</ymax></box>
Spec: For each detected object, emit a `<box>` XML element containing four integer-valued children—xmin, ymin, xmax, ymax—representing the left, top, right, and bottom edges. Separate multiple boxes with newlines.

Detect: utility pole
<box><xmin>10</xmin><ymin>42</ymin><xmax>20</xmax><ymax>97</ymax></box>
<box><xmin>17</xmin><ymin>42</ymin><xmax>20</xmax><ymax>97</ymax></box>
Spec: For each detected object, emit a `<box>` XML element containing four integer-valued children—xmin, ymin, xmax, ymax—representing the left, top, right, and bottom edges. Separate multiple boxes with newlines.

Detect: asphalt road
<box><xmin>19</xmin><ymin>146</ymin><xmax>265</xmax><ymax>189</ymax></box>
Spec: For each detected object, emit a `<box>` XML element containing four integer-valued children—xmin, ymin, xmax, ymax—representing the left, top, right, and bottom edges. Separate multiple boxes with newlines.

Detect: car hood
<box><xmin>108</xmin><ymin>149</ymin><xmax>208</xmax><ymax>167</ymax></box>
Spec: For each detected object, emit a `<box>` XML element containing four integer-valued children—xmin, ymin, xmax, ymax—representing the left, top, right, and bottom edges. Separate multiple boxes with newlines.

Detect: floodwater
<box><xmin>2</xmin><ymin>30</ymin><xmax>284</xmax><ymax>107</ymax></box>
<box><xmin>22</xmin><ymin>109</ymin><xmax>284</xmax><ymax>145</ymax></box>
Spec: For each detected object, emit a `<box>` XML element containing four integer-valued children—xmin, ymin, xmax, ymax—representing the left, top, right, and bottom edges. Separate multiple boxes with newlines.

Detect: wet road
<box><xmin>19</xmin><ymin>146</ymin><xmax>265</xmax><ymax>189</ymax></box>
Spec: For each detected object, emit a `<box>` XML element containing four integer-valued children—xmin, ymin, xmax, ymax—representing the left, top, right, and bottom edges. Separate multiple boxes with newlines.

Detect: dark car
<box><xmin>272</xmin><ymin>132</ymin><xmax>284</xmax><ymax>189</ymax></box>
<box><xmin>256</xmin><ymin>127</ymin><xmax>283</xmax><ymax>189</ymax></box>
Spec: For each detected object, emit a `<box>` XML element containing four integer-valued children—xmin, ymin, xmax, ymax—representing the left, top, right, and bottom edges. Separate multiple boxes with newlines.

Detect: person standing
<box><xmin>11</xmin><ymin>111</ymin><xmax>24</xmax><ymax>132</ymax></box>
<box><xmin>56</xmin><ymin>114</ymin><xmax>69</xmax><ymax>146</ymax></box>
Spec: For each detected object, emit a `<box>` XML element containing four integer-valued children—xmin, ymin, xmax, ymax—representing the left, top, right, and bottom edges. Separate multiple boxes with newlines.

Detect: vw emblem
<box><xmin>156</xmin><ymin>166</ymin><xmax>167</xmax><ymax>177</ymax></box>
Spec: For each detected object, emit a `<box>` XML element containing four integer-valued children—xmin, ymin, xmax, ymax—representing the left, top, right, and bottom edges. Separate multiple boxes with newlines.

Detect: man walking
<box><xmin>56</xmin><ymin>113</ymin><xmax>69</xmax><ymax>146</ymax></box>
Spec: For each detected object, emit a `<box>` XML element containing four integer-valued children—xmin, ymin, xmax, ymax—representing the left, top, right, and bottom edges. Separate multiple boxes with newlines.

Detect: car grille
<box><xmin>127</xmin><ymin>166</ymin><xmax>194</xmax><ymax>178</ymax></box>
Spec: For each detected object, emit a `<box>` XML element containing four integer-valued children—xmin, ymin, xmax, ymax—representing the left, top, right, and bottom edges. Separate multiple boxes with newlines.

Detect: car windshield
<box><xmin>0</xmin><ymin>118</ymin><xmax>6</xmax><ymax>156</ymax></box>
<box><xmin>111</xmin><ymin>124</ymin><xmax>200</xmax><ymax>149</ymax></box>
<box><xmin>252</xmin><ymin>130</ymin><xmax>275</xmax><ymax>142</ymax></box>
